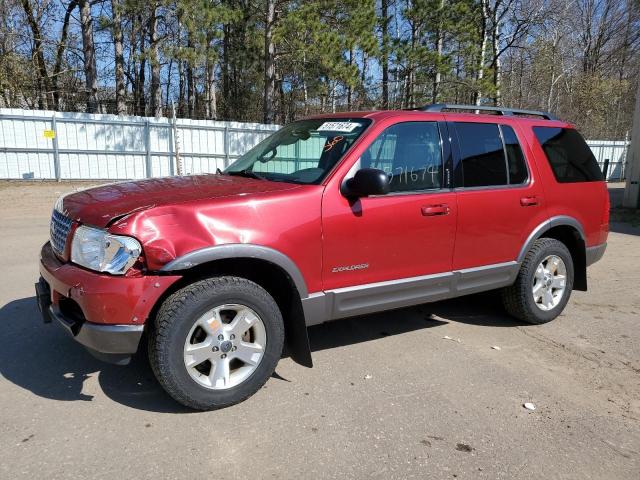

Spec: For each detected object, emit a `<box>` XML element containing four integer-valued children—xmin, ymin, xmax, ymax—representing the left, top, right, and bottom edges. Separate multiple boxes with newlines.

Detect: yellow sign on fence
<box><xmin>43</xmin><ymin>129</ymin><xmax>56</xmax><ymax>139</ymax></box>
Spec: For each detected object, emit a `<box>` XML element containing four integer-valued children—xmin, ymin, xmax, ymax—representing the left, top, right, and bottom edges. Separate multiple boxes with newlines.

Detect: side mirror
<box><xmin>341</xmin><ymin>168</ymin><xmax>390</xmax><ymax>198</ymax></box>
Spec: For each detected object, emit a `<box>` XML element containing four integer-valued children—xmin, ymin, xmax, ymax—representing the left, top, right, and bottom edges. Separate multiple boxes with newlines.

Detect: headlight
<box><xmin>71</xmin><ymin>226</ymin><xmax>142</xmax><ymax>275</ymax></box>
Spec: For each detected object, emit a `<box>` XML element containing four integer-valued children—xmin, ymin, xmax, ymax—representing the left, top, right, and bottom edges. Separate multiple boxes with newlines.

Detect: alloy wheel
<box><xmin>183</xmin><ymin>304</ymin><xmax>267</xmax><ymax>390</ymax></box>
<box><xmin>532</xmin><ymin>255</ymin><xmax>567</xmax><ymax>311</ymax></box>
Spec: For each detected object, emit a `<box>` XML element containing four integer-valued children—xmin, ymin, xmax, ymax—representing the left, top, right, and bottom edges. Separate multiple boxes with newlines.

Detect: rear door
<box><xmin>450</xmin><ymin>120</ymin><xmax>549</xmax><ymax>270</ymax></box>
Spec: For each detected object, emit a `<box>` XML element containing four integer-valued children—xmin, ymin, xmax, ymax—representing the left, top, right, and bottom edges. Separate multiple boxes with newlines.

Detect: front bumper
<box><xmin>36</xmin><ymin>280</ymin><xmax>143</xmax><ymax>364</ymax></box>
<box><xmin>38</xmin><ymin>242</ymin><xmax>181</xmax><ymax>364</ymax></box>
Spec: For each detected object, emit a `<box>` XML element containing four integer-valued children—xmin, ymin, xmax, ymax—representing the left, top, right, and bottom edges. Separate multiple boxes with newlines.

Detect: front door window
<box><xmin>360</xmin><ymin>122</ymin><xmax>443</xmax><ymax>193</ymax></box>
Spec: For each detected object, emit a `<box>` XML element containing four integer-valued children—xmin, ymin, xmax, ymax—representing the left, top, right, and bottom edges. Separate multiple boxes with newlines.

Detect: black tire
<box><xmin>148</xmin><ymin>276</ymin><xmax>284</xmax><ymax>410</ymax></box>
<box><xmin>502</xmin><ymin>238</ymin><xmax>574</xmax><ymax>325</ymax></box>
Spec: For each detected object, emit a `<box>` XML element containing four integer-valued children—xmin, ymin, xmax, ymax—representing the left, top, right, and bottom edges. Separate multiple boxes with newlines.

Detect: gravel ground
<box><xmin>0</xmin><ymin>181</ymin><xmax>638</xmax><ymax>480</ymax></box>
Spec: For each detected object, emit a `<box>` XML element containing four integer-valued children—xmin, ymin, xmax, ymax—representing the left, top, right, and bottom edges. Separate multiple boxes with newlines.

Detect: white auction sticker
<box><xmin>317</xmin><ymin>121</ymin><xmax>360</xmax><ymax>132</ymax></box>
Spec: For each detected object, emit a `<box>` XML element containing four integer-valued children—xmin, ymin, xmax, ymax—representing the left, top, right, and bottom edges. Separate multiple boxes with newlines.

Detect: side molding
<box><xmin>161</xmin><ymin>243</ymin><xmax>309</xmax><ymax>298</ymax></box>
<box><xmin>517</xmin><ymin>215</ymin><xmax>585</xmax><ymax>264</ymax></box>
<box><xmin>302</xmin><ymin>261</ymin><xmax>520</xmax><ymax>326</ymax></box>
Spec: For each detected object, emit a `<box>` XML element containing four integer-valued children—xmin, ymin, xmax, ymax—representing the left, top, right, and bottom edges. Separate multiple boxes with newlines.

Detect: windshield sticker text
<box><xmin>317</xmin><ymin>122</ymin><xmax>360</xmax><ymax>133</ymax></box>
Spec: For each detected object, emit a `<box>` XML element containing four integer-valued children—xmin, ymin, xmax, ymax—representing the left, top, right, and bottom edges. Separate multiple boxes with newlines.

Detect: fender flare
<box><xmin>518</xmin><ymin>215</ymin><xmax>588</xmax><ymax>290</ymax></box>
<box><xmin>517</xmin><ymin>215</ymin><xmax>585</xmax><ymax>264</ymax></box>
<box><xmin>160</xmin><ymin>243</ymin><xmax>313</xmax><ymax>367</ymax></box>
<box><xmin>161</xmin><ymin>243</ymin><xmax>309</xmax><ymax>298</ymax></box>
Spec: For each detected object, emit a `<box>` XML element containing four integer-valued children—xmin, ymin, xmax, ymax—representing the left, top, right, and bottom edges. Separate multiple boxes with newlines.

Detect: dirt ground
<box><xmin>0</xmin><ymin>180</ymin><xmax>638</xmax><ymax>479</ymax></box>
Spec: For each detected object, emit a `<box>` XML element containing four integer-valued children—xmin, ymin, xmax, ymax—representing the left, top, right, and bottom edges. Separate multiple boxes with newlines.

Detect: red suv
<box><xmin>36</xmin><ymin>104</ymin><xmax>609</xmax><ymax>410</ymax></box>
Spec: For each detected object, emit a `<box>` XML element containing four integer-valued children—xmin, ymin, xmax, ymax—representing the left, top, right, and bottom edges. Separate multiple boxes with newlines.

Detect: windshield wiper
<box><xmin>226</xmin><ymin>169</ymin><xmax>264</xmax><ymax>180</ymax></box>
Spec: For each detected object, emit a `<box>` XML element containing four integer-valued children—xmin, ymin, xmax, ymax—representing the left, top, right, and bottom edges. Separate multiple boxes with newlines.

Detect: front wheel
<box><xmin>149</xmin><ymin>276</ymin><xmax>284</xmax><ymax>410</ymax></box>
<box><xmin>502</xmin><ymin>238</ymin><xmax>574</xmax><ymax>324</ymax></box>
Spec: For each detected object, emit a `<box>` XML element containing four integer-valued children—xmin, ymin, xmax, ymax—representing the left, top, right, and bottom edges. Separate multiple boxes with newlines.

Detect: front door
<box><xmin>320</xmin><ymin>121</ymin><xmax>457</xmax><ymax>317</ymax></box>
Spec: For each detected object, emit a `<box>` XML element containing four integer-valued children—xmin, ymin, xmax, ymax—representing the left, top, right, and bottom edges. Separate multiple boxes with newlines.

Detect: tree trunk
<box><xmin>347</xmin><ymin>48</ymin><xmax>353</xmax><ymax>109</ymax></box>
<box><xmin>380</xmin><ymin>0</ymin><xmax>389</xmax><ymax>109</ymax></box>
<box><xmin>205</xmin><ymin>53</ymin><xmax>217</xmax><ymax>120</ymax></box>
<box><xmin>52</xmin><ymin>0</ymin><xmax>78</xmax><ymax>110</ymax></box>
<box><xmin>222</xmin><ymin>23</ymin><xmax>230</xmax><ymax>119</ymax></box>
<box><xmin>137</xmin><ymin>56</ymin><xmax>146</xmax><ymax>116</ymax></box>
<box><xmin>176</xmin><ymin>16</ymin><xmax>185</xmax><ymax>116</ymax></box>
<box><xmin>20</xmin><ymin>0</ymin><xmax>51</xmax><ymax>109</ymax></box>
<box><xmin>187</xmin><ymin>64</ymin><xmax>195</xmax><ymax>117</ymax></box>
<box><xmin>178</xmin><ymin>59</ymin><xmax>185</xmax><ymax>116</ymax></box>
<box><xmin>454</xmin><ymin>42</ymin><xmax>462</xmax><ymax>103</ymax></box>
<box><xmin>360</xmin><ymin>52</ymin><xmax>367</xmax><ymax>108</ymax></box>
<box><xmin>186</xmin><ymin>34</ymin><xmax>195</xmax><ymax>118</ymax></box>
<box><xmin>165</xmin><ymin>59</ymin><xmax>173</xmax><ymax>110</ymax></box>
<box><xmin>475</xmin><ymin>0</ymin><xmax>489</xmax><ymax>106</ymax></box>
<box><xmin>111</xmin><ymin>0</ymin><xmax>126</xmax><ymax>115</ymax></box>
<box><xmin>491</xmin><ymin>5</ymin><xmax>501</xmax><ymax>106</ymax></box>
<box><xmin>432</xmin><ymin>0</ymin><xmax>445</xmax><ymax>103</ymax></box>
<box><xmin>278</xmin><ymin>74</ymin><xmax>286</xmax><ymax>123</ymax></box>
<box><xmin>302</xmin><ymin>52</ymin><xmax>309</xmax><ymax>116</ymax></box>
<box><xmin>517</xmin><ymin>48</ymin><xmax>524</xmax><ymax>107</ymax></box>
<box><xmin>79</xmin><ymin>0</ymin><xmax>99</xmax><ymax>113</ymax></box>
<box><xmin>149</xmin><ymin>4</ymin><xmax>162</xmax><ymax>117</ymax></box>
<box><xmin>135</xmin><ymin>15</ymin><xmax>147</xmax><ymax>117</ymax></box>
<box><xmin>407</xmin><ymin>20</ymin><xmax>417</xmax><ymax>108</ymax></box>
<box><xmin>131</xmin><ymin>15</ymin><xmax>140</xmax><ymax>112</ymax></box>
<box><xmin>263</xmin><ymin>0</ymin><xmax>276</xmax><ymax>123</ymax></box>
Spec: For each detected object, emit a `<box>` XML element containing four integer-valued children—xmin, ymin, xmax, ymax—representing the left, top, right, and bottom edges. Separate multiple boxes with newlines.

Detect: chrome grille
<box><xmin>50</xmin><ymin>210</ymin><xmax>73</xmax><ymax>255</ymax></box>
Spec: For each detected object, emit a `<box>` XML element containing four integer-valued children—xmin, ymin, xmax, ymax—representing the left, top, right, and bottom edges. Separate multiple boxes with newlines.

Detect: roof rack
<box><xmin>416</xmin><ymin>103</ymin><xmax>557</xmax><ymax>120</ymax></box>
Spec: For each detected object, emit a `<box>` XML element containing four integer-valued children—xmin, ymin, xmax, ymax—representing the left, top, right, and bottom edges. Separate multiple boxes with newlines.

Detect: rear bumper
<box><xmin>38</xmin><ymin>241</ymin><xmax>181</xmax><ymax>364</ymax></box>
<box><xmin>586</xmin><ymin>242</ymin><xmax>607</xmax><ymax>266</ymax></box>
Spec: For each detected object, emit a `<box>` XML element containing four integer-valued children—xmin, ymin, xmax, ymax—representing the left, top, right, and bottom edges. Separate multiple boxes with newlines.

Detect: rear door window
<box><xmin>501</xmin><ymin>125</ymin><xmax>528</xmax><ymax>184</ymax></box>
<box><xmin>454</xmin><ymin>122</ymin><xmax>507</xmax><ymax>187</ymax></box>
<box><xmin>533</xmin><ymin>127</ymin><xmax>603</xmax><ymax>183</ymax></box>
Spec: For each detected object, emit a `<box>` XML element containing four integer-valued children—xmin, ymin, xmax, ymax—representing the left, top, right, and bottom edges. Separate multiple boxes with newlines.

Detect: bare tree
<box><xmin>380</xmin><ymin>0</ymin><xmax>390</xmax><ymax>109</ymax></box>
<box><xmin>79</xmin><ymin>0</ymin><xmax>99</xmax><ymax>112</ymax></box>
<box><xmin>111</xmin><ymin>0</ymin><xmax>126</xmax><ymax>115</ymax></box>
<box><xmin>52</xmin><ymin>0</ymin><xmax>78</xmax><ymax>110</ymax></box>
<box><xmin>20</xmin><ymin>0</ymin><xmax>51</xmax><ymax>109</ymax></box>
<box><xmin>149</xmin><ymin>3</ymin><xmax>162</xmax><ymax>117</ymax></box>
<box><xmin>263</xmin><ymin>0</ymin><xmax>276</xmax><ymax>123</ymax></box>
<box><xmin>475</xmin><ymin>0</ymin><xmax>489</xmax><ymax>105</ymax></box>
<box><xmin>432</xmin><ymin>0</ymin><xmax>445</xmax><ymax>103</ymax></box>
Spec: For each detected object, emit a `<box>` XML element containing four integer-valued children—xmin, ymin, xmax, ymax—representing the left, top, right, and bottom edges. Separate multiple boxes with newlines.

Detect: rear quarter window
<box><xmin>533</xmin><ymin>127</ymin><xmax>603</xmax><ymax>183</ymax></box>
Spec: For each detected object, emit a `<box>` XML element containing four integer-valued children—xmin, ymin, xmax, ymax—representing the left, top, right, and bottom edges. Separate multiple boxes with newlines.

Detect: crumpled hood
<box><xmin>61</xmin><ymin>174</ymin><xmax>300</xmax><ymax>227</ymax></box>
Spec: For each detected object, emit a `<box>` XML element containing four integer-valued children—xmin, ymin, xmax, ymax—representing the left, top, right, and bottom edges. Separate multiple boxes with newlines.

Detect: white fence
<box><xmin>0</xmin><ymin>108</ymin><xmax>630</xmax><ymax>181</ymax></box>
<box><xmin>0</xmin><ymin>109</ymin><xmax>279</xmax><ymax>180</ymax></box>
<box><xmin>589</xmin><ymin>139</ymin><xmax>629</xmax><ymax>181</ymax></box>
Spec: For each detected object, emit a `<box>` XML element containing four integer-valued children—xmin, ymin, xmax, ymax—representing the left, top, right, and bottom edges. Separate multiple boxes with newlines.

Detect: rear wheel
<box><xmin>149</xmin><ymin>276</ymin><xmax>284</xmax><ymax>410</ymax></box>
<box><xmin>502</xmin><ymin>238</ymin><xmax>574</xmax><ymax>324</ymax></box>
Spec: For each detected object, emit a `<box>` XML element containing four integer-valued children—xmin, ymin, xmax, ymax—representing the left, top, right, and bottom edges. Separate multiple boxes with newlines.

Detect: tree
<box><xmin>0</xmin><ymin>0</ymin><xmax>637</xmax><ymax>139</ymax></box>
<box><xmin>79</xmin><ymin>0</ymin><xmax>99</xmax><ymax>112</ymax></box>
<box><xmin>263</xmin><ymin>0</ymin><xmax>276</xmax><ymax>123</ymax></box>
<box><xmin>110</xmin><ymin>0</ymin><xmax>126</xmax><ymax>114</ymax></box>
<box><xmin>19</xmin><ymin>0</ymin><xmax>52</xmax><ymax>109</ymax></box>
<box><xmin>380</xmin><ymin>0</ymin><xmax>391</xmax><ymax>109</ymax></box>
<box><xmin>149</xmin><ymin>2</ymin><xmax>162</xmax><ymax>117</ymax></box>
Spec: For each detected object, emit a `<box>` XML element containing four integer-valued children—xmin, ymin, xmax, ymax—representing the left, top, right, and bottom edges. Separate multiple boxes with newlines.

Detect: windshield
<box><xmin>224</xmin><ymin>118</ymin><xmax>371</xmax><ymax>184</ymax></box>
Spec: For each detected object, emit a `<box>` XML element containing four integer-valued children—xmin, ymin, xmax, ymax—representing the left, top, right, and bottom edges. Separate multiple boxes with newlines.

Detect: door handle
<box><xmin>520</xmin><ymin>196</ymin><xmax>539</xmax><ymax>207</ymax></box>
<box><xmin>421</xmin><ymin>204</ymin><xmax>449</xmax><ymax>216</ymax></box>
